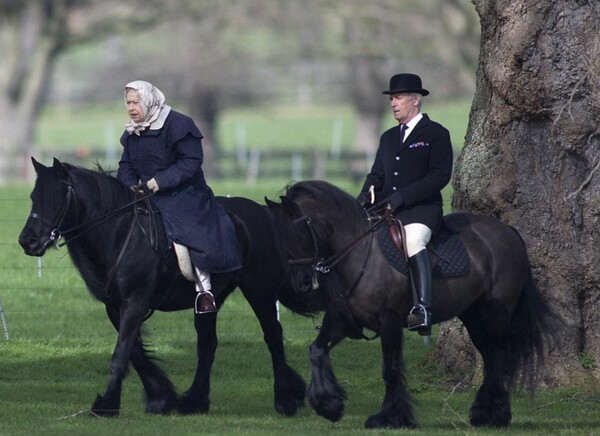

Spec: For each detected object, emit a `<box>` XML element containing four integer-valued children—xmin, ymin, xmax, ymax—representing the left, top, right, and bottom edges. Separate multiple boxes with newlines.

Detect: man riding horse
<box><xmin>357</xmin><ymin>73</ymin><xmax>453</xmax><ymax>334</ymax></box>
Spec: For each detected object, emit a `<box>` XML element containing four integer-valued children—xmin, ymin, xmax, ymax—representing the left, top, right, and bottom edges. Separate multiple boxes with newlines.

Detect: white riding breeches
<box><xmin>404</xmin><ymin>223</ymin><xmax>433</xmax><ymax>257</ymax></box>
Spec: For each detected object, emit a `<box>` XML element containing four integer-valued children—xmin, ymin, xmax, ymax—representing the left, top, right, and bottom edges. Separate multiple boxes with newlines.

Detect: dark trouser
<box><xmin>407</xmin><ymin>250</ymin><xmax>432</xmax><ymax>332</ymax></box>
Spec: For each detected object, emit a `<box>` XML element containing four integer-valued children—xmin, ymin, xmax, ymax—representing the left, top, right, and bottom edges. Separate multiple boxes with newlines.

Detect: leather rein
<box><xmin>289</xmin><ymin>207</ymin><xmax>396</xmax><ymax>340</ymax></box>
<box><xmin>29</xmin><ymin>181</ymin><xmax>157</xmax><ymax>302</ymax></box>
<box><xmin>289</xmin><ymin>207</ymin><xmax>395</xmax><ymax>272</ymax></box>
<box><xmin>30</xmin><ymin>182</ymin><xmax>155</xmax><ymax>251</ymax></box>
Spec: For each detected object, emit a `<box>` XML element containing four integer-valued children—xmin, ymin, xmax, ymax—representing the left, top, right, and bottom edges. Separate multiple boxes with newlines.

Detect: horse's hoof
<box><xmin>274</xmin><ymin>393</ymin><xmax>305</xmax><ymax>416</ymax></box>
<box><xmin>91</xmin><ymin>394</ymin><xmax>120</xmax><ymax>417</ymax></box>
<box><xmin>274</xmin><ymin>370</ymin><xmax>306</xmax><ymax>416</ymax></box>
<box><xmin>311</xmin><ymin>398</ymin><xmax>344</xmax><ymax>422</ymax></box>
<box><xmin>365</xmin><ymin>412</ymin><xmax>417</xmax><ymax>429</ymax></box>
<box><xmin>176</xmin><ymin>391</ymin><xmax>210</xmax><ymax>415</ymax></box>
<box><xmin>469</xmin><ymin>399</ymin><xmax>511</xmax><ymax>427</ymax></box>
<box><xmin>146</xmin><ymin>397</ymin><xmax>177</xmax><ymax>415</ymax></box>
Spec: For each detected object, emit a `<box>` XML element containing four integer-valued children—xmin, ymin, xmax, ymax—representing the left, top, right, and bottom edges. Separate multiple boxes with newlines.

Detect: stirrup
<box><xmin>195</xmin><ymin>292</ymin><xmax>216</xmax><ymax>314</ymax></box>
<box><xmin>407</xmin><ymin>304</ymin><xmax>431</xmax><ymax>334</ymax></box>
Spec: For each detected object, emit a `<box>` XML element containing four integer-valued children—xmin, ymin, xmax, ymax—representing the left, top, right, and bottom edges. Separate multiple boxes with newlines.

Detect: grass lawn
<box><xmin>1</xmin><ymin>182</ymin><xmax>599</xmax><ymax>435</ymax></box>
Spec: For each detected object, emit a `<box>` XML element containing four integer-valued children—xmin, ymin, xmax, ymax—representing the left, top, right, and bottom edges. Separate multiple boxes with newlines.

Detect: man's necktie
<box><xmin>399</xmin><ymin>124</ymin><xmax>408</xmax><ymax>144</ymax></box>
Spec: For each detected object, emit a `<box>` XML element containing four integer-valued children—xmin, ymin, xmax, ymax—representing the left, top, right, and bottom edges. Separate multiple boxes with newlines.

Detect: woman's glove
<box><xmin>147</xmin><ymin>178</ymin><xmax>159</xmax><ymax>193</ymax></box>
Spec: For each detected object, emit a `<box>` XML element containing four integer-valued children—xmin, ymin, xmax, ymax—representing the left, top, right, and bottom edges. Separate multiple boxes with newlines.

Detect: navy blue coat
<box><xmin>359</xmin><ymin>114</ymin><xmax>453</xmax><ymax>232</ymax></box>
<box><xmin>117</xmin><ymin>110</ymin><xmax>241</xmax><ymax>273</ymax></box>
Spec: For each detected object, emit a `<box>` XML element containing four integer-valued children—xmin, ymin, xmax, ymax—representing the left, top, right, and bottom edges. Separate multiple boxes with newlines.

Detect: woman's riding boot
<box><xmin>407</xmin><ymin>250</ymin><xmax>432</xmax><ymax>335</ymax></box>
<box><xmin>194</xmin><ymin>267</ymin><xmax>217</xmax><ymax>314</ymax></box>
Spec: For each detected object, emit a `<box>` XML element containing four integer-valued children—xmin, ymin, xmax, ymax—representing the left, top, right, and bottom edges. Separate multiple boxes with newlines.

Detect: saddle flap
<box><xmin>388</xmin><ymin>220</ymin><xmax>405</xmax><ymax>255</ymax></box>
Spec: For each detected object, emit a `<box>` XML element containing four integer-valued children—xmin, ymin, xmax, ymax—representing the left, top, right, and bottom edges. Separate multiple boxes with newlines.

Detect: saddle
<box><xmin>377</xmin><ymin>215</ymin><xmax>470</xmax><ymax>278</ymax></box>
<box><xmin>134</xmin><ymin>201</ymin><xmax>194</xmax><ymax>281</ymax></box>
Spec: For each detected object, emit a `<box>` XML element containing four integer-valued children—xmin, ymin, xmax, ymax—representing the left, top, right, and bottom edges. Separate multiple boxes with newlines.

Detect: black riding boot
<box><xmin>407</xmin><ymin>250</ymin><xmax>432</xmax><ymax>335</ymax></box>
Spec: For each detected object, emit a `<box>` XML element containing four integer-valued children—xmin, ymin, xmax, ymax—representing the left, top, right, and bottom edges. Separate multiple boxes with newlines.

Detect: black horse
<box><xmin>266</xmin><ymin>180</ymin><xmax>556</xmax><ymax>429</ymax></box>
<box><xmin>18</xmin><ymin>157</ymin><xmax>317</xmax><ymax>417</ymax></box>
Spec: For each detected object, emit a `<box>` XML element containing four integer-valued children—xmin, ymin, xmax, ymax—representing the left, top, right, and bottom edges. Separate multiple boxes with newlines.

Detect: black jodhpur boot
<box><xmin>407</xmin><ymin>250</ymin><xmax>432</xmax><ymax>335</ymax></box>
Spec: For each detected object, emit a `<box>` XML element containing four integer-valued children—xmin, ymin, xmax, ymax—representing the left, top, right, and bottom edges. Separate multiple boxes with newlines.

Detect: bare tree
<box><xmin>0</xmin><ymin>0</ymin><xmax>196</xmax><ymax>182</ymax></box>
<box><xmin>434</xmin><ymin>0</ymin><xmax>600</xmax><ymax>386</ymax></box>
<box><xmin>311</xmin><ymin>0</ymin><xmax>479</xmax><ymax>168</ymax></box>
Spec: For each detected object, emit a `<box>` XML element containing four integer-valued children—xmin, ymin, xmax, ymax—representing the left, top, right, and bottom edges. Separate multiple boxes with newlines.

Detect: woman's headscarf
<box><xmin>124</xmin><ymin>80</ymin><xmax>172</xmax><ymax>136</ymax></box>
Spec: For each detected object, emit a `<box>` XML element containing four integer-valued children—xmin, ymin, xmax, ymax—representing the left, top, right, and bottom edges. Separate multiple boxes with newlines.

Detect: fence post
<box><xmin>313</xmin><ymin>150</ymin><xmax>325</xmax><ymax>179</ymax></box>
<box><xmin>0</xmin><ymin>297</ymin><xmax>9</xmax><ymax>340</ymax></box>
<box><xmin>246</xmin><ymin>149</ymin><xmax>260</xmax><ymax>184</ymax></box>
<box><xmin>236</xmin><ymin>122</ymin><xmax>247</xmax><ymax>167</ymax></box>
<box><xmin>330</xmin><ymin>117</ymin><xmax>343</xmax><ymax>158</ymax></box>
<box><xmin>291</xmin><ymin>153</ymin><xmax>302</xmax><ymax>181</ymax></box>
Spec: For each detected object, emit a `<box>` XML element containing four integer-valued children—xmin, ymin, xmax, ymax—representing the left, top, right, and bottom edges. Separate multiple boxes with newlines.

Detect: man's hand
<box><xmin>147</xmin><ymin>178</ymin><xmax>159</xmax><ymax>193</ymax></box>
<box><xmin>388</xmin><ymin>192</ymin><xmax>405</xmax><ymax>210</ymax></box>
<box><xmin>368</xmin><ymin>185</ymin><xmax>375</xmax><ymax>204</ymax></box>
<box><xmin>357</xmin><ymin>191</ymin><xmax>372</xmax><ymax>208</ymax></box>
<box><xmin>357</xmin><ymin>185</ymin><xmax>376</xmax><ymax>208</ymax></box>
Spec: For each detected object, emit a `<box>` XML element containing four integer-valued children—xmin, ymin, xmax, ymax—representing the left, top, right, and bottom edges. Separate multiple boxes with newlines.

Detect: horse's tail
<box><xmin>507</xmin><ymin>267</ymin><xmax>559</xmax><ymax>393</ymax></box>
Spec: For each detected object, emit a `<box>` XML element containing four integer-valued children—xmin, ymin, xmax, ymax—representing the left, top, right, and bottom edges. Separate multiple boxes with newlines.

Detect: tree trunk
<box><xmin>0</xmin><ymin>2</ymin><xmax>65</xmax><ymax>182</ymax></box>
<box><xmin>434</xmin><ymin>0</ymin><xmax>600</xmax><ymax>386</ymax></box>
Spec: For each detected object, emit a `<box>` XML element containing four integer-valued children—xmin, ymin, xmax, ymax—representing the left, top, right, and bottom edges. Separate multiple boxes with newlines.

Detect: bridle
<box><xmin>287</xmin><ymin>206</ymin><xmax>394</xmax><ymax>340</ymax></box>
<box><xmin>29</xmin><ymin>179</ymin><xmax>160</xmax><ymax>307</ymax></box>
<box><xmin>289</xmin><ymin>207</ymin><xmax>395</xmax><ymax>276</ymax></box>
<box><xmin>29</xmin><ymin>180</ymin><xmax>153</xmax><ymax>250</ymax></box>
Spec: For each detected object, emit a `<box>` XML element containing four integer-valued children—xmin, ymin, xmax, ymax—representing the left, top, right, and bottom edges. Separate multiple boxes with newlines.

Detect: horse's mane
<box><xmin>64</xmin><ymin>163</ymin><xmax>133</xmax><ymax>211</ymax></box>
<box><xmin>286</xmin><ymin>180</ymin><xmax>365</xmax><ymax>220</ymax></box>
<box><xmin>285</xmin><ymin>180</ymin><xmax>366</xmax><ymax>231</ymax></box>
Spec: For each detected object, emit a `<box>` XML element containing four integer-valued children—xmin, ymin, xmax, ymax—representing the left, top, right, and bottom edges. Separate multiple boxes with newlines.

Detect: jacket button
<box><xmin>394</xmin><ymin>172</ymin><xmax>398</xmax><ymax>176</ymax></box>
<box><xmin>392</xmin><ymin>187</ymin><xmax>397</xmax><ymax>190</ymax></box>
<box><xmin>395</xmin><ymin>156</ymin><xmax>400</xmax><ymax>160</ymax></box>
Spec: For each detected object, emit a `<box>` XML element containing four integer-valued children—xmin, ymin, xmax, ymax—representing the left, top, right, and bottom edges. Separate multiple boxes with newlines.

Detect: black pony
<box><xmin>18</xmin><ymin>158</ymin><xmax>318</xmax><ymax>417</ymax></box>
<box><xmin>267</xmin><ymin>180</ymin><xmax>556</xmax><ymax>429</ymax></box>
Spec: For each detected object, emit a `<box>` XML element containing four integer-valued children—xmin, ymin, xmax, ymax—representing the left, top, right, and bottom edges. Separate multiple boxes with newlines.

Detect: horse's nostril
<box><xmin>19</xmin><ymin>236</ymin><xmax>42</xmax><ymax>255</ymax></box>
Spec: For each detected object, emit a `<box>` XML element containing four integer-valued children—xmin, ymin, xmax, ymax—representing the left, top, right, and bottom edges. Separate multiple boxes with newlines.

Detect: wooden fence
<box><xmin>39</xmin><ymin>148</ymin><xmax>376</xmax><ymax>183</ymax></box>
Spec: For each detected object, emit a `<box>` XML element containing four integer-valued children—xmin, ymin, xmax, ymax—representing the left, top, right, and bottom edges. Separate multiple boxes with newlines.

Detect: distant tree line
<box><xmin>0</xmin><ymin>0</ymin><xmax>478</xmax><ymax>181</ymax></box>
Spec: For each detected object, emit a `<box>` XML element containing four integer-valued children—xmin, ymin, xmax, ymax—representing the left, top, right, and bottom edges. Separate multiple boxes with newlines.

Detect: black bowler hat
<box><xmin>382</xmin><ymin>73</ymin><xmax>429</xmax><ymax>96</ymax></box>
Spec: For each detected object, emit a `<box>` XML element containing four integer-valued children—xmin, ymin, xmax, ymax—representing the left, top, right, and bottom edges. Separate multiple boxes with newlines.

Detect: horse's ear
<box><xmin>280</xmin><ymin>196</ymin><xmax>294</xmax><ymax>207</ymax></box>
<box><xmin>52</xmin><ymin>157</ymin><xmax>69</xmax><ymax>181</ymax></box>
<box><xmin>31</xmin><ymin>157</ymin><xmax>46</xmax><ymax>174</ymax></box>
<box><xmin>279</xmin><ymin>196</ymin><xmax>303</xmax><ymax>216</ymax></box>
<box><xmin>264</xmin><ymin>197</ymin><xmax>278</xmax><ymax>210</ymax></box>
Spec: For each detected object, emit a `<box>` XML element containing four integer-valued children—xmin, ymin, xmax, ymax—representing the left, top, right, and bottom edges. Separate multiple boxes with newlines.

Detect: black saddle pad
<box><xmin>376</xmin><ymin>224</ymin><xmax>470</xmax><ymax>278</ymax></box>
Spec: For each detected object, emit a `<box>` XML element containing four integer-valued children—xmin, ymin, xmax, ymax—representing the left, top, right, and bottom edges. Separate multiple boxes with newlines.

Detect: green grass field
<box><xmin>1</xmin><ymin>181</ymin><xmax>599</xmax><ymax>435</ymax></box>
